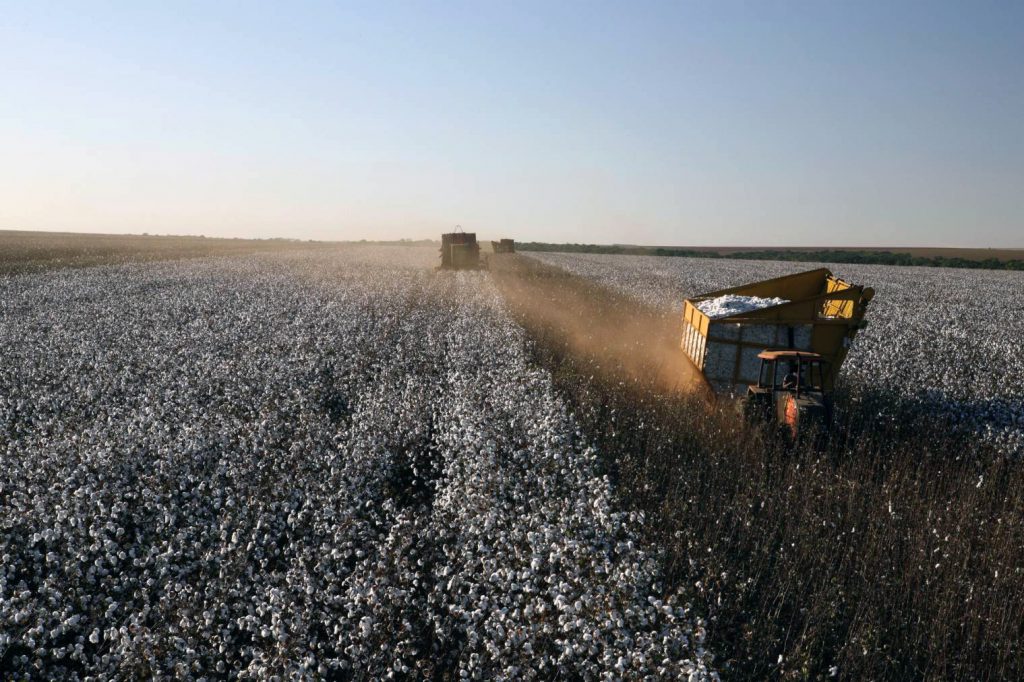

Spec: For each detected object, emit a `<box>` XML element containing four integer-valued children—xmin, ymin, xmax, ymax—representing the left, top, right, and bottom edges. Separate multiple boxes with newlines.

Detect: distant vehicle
<box><xmin>439</xmin><ymin>227</ymin><xmax>488</xmax><ymax>270</ymax></box>
<box><xmin>491</xmin><ymin>238</ymin><xmax>515</xmax><ymax>254</ymax></box>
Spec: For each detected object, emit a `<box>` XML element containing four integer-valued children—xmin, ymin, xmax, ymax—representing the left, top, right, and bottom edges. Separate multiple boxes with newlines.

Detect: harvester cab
<box><xmin>743</xmin><ymin>350</ymin><xmax>832</xmax><ymax>441</ymax></box>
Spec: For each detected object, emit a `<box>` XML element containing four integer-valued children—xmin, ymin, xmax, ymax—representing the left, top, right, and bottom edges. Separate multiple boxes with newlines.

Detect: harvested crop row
<box><xmin>0</xmin><ymin>247</ymin><xmax>714</xmax><ymax>680</ymax></box>
<box><xmin>529</xmin><ymin>251</ymin><xmax>1024</xmax><ymax>456</ymax></box>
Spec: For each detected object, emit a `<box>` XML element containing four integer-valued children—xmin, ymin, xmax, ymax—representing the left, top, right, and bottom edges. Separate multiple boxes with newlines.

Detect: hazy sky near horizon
<box><xmin>2</xmin><ymin>1</ymin><xmax>1021</xmax><ymax>247</ymax></box>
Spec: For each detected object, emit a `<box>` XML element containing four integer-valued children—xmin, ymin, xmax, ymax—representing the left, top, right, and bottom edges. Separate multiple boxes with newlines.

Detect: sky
<box><xmin>1</xmin><ymin>1</ymin><xmax>1021</xmax><ymax>247</ymax></box>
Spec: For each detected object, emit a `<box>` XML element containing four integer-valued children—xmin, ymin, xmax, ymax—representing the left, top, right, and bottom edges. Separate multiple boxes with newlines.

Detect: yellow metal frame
<box><xmin>681</xmin><ymin>268</ymin><xmax>874</xmax><ymax>391</ymax></box>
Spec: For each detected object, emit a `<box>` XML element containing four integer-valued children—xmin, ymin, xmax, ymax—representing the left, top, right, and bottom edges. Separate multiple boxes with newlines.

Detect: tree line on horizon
<box><xmin>516</xmin><ymin>242</ymin><xmax>1024</xmax><ymax>271</ymax></box>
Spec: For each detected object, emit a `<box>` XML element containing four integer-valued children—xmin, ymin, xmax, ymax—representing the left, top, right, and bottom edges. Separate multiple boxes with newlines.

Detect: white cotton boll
<box><xmin>359</xmin><ymin>616</ymin><xmax>374</xmax><ymax>639</ymax></box>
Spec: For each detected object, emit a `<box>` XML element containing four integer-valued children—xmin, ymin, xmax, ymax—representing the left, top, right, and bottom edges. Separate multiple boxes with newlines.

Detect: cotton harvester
<box><xmin>438</xmin><ymin>227</ymin><xmax>488</xmax><ymax>270</ymax></box>
<box><xmin>680</xmin><ymin>268</ymin><xmax>874</xmax><ymax>441</ymax></box>
<box><xmin>491</xmin><ymin>238</ymin><xmax>516</xmax><ymax>254</ymax></box>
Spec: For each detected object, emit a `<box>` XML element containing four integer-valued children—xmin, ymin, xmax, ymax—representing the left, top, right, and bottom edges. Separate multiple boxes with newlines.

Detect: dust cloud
<box><xmin>490</xmin><ymin>255</ymin><xmax>705</xmax><ymax>395</ymax></box>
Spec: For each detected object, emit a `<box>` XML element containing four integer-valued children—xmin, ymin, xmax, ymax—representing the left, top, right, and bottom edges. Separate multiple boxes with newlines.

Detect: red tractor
<box><xmin>742</xmin><ymin>350</ymin><xmax>833</xmax><ymax>442</ymax></box>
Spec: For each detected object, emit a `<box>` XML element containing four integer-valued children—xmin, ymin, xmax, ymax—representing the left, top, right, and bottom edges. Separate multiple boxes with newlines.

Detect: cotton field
<box><xmin>0</xmin><ymin>247</ymin><xmax>715</xmax><ymax>679</ymax></box>
<box><xmin>531</xmin><ymin>252</ymin><xmax>1024</xmax><ymax>456</ymax></box>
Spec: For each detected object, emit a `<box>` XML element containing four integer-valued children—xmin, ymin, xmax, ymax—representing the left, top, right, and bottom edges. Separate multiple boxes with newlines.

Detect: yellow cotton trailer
<box><xmin>680</xmin><ymin>268</ymin><xmax>874</xmax><ymax>396</ymax></box>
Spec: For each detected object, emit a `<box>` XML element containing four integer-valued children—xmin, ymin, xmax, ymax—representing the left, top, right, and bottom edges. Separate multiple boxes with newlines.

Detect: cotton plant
<box><xmin>0</xmin><ymin>247</ymin><xmax>715</xmax><ymax>679</ymax></box>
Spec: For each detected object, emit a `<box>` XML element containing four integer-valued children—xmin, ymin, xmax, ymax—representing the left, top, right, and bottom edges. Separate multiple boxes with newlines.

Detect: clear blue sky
<box><xmin>2</xmin><ymin>1</ymin><xmax>1021</xmax><ymax>246</ymax></box>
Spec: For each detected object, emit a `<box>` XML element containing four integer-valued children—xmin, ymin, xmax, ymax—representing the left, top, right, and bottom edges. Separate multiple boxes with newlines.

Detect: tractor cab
<box><xmin>743</xmin><ymin>350</ymin><xmax>833</xmax><ymax>441</ymax></box>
